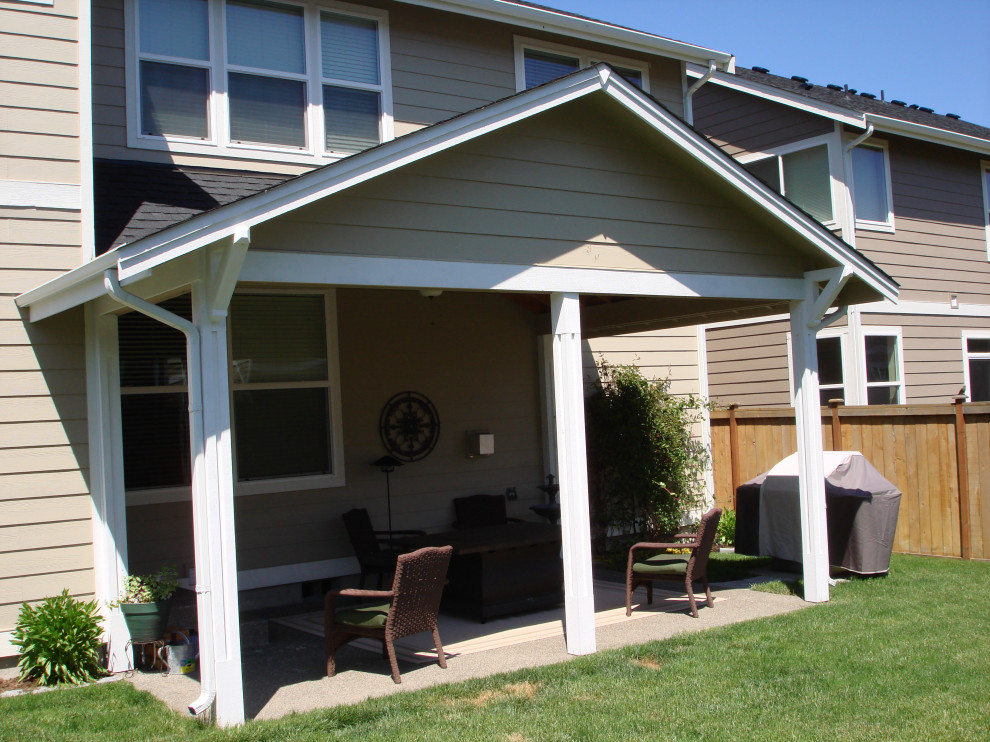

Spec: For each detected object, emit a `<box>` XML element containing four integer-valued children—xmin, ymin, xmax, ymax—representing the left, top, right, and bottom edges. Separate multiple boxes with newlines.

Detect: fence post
<box><xmin>728</xmin><ymin>404</ymin><xmax>740</xmax><ymax>509</ymax></box>
<box><xmin>953</xmin><ymin>395</ymin><xmax>972</xmax><ymax>560</ymax></box>
<box><xmin>828</xmin><ymin>398</ymin><xmax>843</xmax><ymax>450</ymax></box>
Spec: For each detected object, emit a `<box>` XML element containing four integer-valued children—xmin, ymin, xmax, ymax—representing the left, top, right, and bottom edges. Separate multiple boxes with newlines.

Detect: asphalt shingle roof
<box><xmin>94</xmin><ymin>160</ymin><xmax>293</xmax><ymax>255</ymax></box>
<box><xmin>732</xmin><ymin>66</ymin><xmax>990</xmax><ymax>141</ymax></box>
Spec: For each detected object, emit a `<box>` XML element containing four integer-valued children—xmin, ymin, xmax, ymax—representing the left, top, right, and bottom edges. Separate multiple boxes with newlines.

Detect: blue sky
<box><xmin>542</xmin><ymin>0</ymin><xmax>990</xmax><ymax>127</ymax></box>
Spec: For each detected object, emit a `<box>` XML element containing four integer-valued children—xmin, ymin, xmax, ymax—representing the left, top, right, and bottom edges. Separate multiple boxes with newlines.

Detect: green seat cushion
<box><xmin>633</xmin><ymin>555</ymin><xmax>688</xmax><ymax>576</ymax></box>
<box><xmin>334</xmin><ymin>602</ymin><xmax>390</xmax><ymax>629</ymax></box>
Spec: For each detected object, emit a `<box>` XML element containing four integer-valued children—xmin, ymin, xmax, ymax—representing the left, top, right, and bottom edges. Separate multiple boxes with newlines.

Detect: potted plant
<box><xmin>116</xmin><ymin>566</ymin><xmax>178</xmax><ymax>643</ymax></box>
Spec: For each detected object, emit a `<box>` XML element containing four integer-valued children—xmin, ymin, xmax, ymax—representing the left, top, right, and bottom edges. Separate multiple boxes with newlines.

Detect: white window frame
<box><xmin>231</xmin><ymin>287</ymin><xmax>345</xmax><ymax>497</ymax></box>
<box><xmin>124</xmin><ymin>287</ymin><xmax>345</xmax><ymax>506</ymax></box>
<box><xmin>982</xmin><ymin>161</ymin><xmax>990</xmax><ymax>261</ymax></box>
<box><xmin>787</xmin><ymin>324</ymin><xmax>905</xmax><ymax>406</ymax></box>
<box><xmin>125</xmin><ymin>0</ymin><xmax>394</xmax><ymax>165</ymax></box>
<box><xmin>962</xmin><ymin>330</ymin><xmax>990</xmax><ymax>402</ymax></box>
<box><xmin>513</xmin><ymin>36</ymin><xmax>650</xmax><ymax>93</ymax></box>
<box><xmin>860</xmin><ymin>326</ymin><xmax>906</xmax><ymax>406</ymax></box>
<box><xmin>737</xmin><ymin>133</ymin><xmax>843</xmax><ymax>231</ymax></box>
<box><xmin>847</xmin><ymin>139</ymin><xmax>895</xmax><ymax>233</ymax></box>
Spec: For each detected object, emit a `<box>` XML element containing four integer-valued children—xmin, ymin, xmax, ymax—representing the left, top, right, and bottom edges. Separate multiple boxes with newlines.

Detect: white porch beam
<box><xmin>84</xmin><ymin>304</ymin><xmax>130</xmax><ymax>672</ymax></box>
<box><xmin>242</xmin><ymin>251</ymin><xmax>807</xmax><ymax>301</ymax></box>
<box><xmin>789</xmin><ymin>281</ymin><xmax>830</xmax><ymax>603</ymax></box>
<box><xmin>550</xmin><ymin>292</ymin><xmax>596</xmax><ymax>655</ymax></box>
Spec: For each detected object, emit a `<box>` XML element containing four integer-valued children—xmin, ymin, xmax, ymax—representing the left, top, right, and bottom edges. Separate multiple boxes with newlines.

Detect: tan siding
<box><xmin>693</xmin><ymin>84</ymin><xmax>833</xmax><ymax>156</ymax></box>
<box><xmin>126</xmin><ymin>289</ymin><xmax>548</xmax><ymax>575</ymax></box>
<box><xmin>0</xmin><ymin>570</ymin><xmax>95</xmax><ymax>630</ymax></box>
<box><xmin>254</xmin><ymin>101</ymin><xmax>809</xmax><ymax>278</ymax></box>
<box><xmin>706</xmin><ymin>318</ymin><xmax>792</xmax><ymax>407</ymax></box>
<box><xmin>856</xmin><ymin>137</ymin><xmax>988</xmax><ymax>305</ymax></box>
<box><xmin>585</xmin><ymin>329</ymin><xmax>700</xmax><ymax>396</ymax></box>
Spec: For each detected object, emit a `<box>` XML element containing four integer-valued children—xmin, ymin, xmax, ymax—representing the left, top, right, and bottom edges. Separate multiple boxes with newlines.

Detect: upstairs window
<box><xmin>744</xmin><ymin>143</ymin><xmax>834</xmax><ymax>224</ymax></box>
<box><xmin>515</xmin><ymin>37</ymin><xmax>648</xmax><ymax>92</ymax></box>
<box><xmin>983</xmin><ymin>165</ymin><xmax>990</xmax><ymax>260</ymax></box>
<box><xmin>131</xmin><ymin>0</ymin><xmax>392</xmax><ymax>162</ymax></box>
<box><xmin>850</xmin><ymin>142</ymin><xmax>894</xmax><ymax>230</ymax></box>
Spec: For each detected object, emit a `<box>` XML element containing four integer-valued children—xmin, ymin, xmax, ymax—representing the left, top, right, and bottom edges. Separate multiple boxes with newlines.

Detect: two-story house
<box><xmin>687</xmin><ymin>65</ymin><xmax>990</xmax><ymax>409</ymax></box>
<box><xmin>2</xmin><ymin>0</ymin><xmax>903</xmax><ymax>724</ymax></box>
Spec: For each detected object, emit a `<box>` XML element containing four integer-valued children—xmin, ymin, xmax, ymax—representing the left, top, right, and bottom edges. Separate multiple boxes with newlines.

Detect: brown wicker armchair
<box><xmin>342</xmin><ymin>508</ymin><xmax>426</xmax><ymax>589</ymax></box>
<box><xmin>625</xmin><ymin>507</ymin><xmax>723</xmax><ymax>618</ymax></box>
<box><xmin>325</xmin><ymin>545</ymin><xmax>453</xmax><ymax>683</ymax></box>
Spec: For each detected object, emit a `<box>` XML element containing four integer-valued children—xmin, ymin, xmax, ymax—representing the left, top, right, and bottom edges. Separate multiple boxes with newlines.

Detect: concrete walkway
<box><xmin>127</xmin><ymin>576</ymin><xmax>808</xmax><ymax>721</ymax></box>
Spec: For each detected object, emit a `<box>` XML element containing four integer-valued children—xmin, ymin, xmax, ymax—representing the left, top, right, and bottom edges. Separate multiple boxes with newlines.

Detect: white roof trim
<box><xmin>400</xmin><ymin>0</ymin><xmax>735</xmax><ymax>70</ymax></box>
<box><xmin>686</xmin><ymin>63</ymin><xmax>866</xmax><ymax>128</ymax></box>
<box><xmin>688</xmin><ymin>63</ymin><xmax>990</xmax><ymax>155</ymax></box>
<box><xmin>865</xmin><ymin>114</ymin><xmax>990</xmax><ymax>156</ymax></box>
<box><xmin>18</xmin><ymin>64</ymin><xmax>896</xmax><ymax>319</ymax></box>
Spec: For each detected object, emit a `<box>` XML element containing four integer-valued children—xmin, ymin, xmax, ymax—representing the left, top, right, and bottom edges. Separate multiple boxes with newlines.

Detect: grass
<box><xmin>2</xmin><ymin>554</ymin><xmax>988</xmax><ymax>741</ymax></box>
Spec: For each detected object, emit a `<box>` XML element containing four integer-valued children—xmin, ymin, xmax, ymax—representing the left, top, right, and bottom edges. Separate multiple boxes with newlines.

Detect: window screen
<box><xmin>852</xmin><ymin>145</ymin><xmax>889</xmax><ymax>223</ymax></box>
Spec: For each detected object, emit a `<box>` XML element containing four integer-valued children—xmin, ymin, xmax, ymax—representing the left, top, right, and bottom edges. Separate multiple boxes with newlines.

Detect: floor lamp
<box><xmin>372</xmin><ymin>455</ymin><xmax>403</xmax><ymax>548</ymax></box>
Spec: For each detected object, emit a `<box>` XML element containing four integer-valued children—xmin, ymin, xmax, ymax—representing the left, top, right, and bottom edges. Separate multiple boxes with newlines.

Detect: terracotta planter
<box><xmin>120</xmin><ymin>599</ymin><xmax>172</xmax><ymax>643</ymax></box>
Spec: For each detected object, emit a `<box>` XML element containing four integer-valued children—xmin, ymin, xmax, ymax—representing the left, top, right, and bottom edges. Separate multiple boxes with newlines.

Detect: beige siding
<box><xmin>706</xmin><ymin>318</ymin><xmax>793</xmax><ymax>407</ymax></box>
<box><xmin>693</xmin><ymin>84</ymin><xmax>833</xmax><ymax>156</ymax></box>
<box><xmin>856</xmin><ymin>137</ymin><xmax>989</xmax><ymax>305</ymax></box>
<box><xmin>253</xmin><ymin>100</ymin><xmax>810</xmax><ymax>277</ymax></box>
<box><xmin>585</xmin><ymin>329</ymin><xmax>700</xmax><ymax>397</ymax></box>
<box><xmin>125</xmin><ymin>289</ymin><xmax>547</xmax><ymax>574</ymax></box>
<box><xmin>92</xmin><ymin>0</ymin><xmax>685</xmax><ymax>168</ymax></box>
<box><xmin>0</xmin><ymin>0</ymin><xmax>94</xmax><ymax>638</ymax></box>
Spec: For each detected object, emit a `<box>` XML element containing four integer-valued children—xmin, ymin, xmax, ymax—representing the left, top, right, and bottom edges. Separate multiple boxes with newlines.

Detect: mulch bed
<box><xmin>0</xmin><ymin>675</ymin><xmax>40</xmax><ymax>693</ymax></box>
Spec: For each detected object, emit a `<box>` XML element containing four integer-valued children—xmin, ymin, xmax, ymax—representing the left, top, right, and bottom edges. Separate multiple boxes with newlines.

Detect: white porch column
<box><xmin>189</xmin><ymin>252</ymin><xmax>244</xmax><ymax>726</ymax></box>
<box><xmin>85</xmin><ymin>304</ymin><xmax>130</xmax><ymax>672</ymax></box>
<box><xmin>789</xmin><ymin>289</ymin><xmax>830</xmax><ymax>603</ymax></box>
<box><xmin>550</xmin><ymin>292</ymin><xmax>596</xmax><ymax>655</ymax></box>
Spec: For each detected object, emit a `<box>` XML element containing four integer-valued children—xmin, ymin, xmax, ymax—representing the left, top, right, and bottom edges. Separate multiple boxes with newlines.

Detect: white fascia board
<box><xmin>599</xmin><ymin>74</ymin><xmax>898</xmax><ymax>304</ymax></box>
<box><xmin>242</xmin><ymin>251</ymin><xmax>807</xmax><ymax>300</ymax></box>
<box><xmin>865</xmin><ymin>114</ymin><xmax>990</xmax><ymax>156</ymax></box>
<box><xmin>686</xmin><ymin>64</ymin><xmax>866</xmax><ymax>129</ymax></box>
<box><xmin>398</xmin><ymin>0</ymin><xmax>734</xmax><ymax>69</ymax></box>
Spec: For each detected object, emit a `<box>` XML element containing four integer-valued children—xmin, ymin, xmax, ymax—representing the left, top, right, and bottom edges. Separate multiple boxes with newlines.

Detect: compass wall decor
<box><xmin>378</xmin><ymin>391</ymin><xmax>440</xmax><ymax>462</ymax></box>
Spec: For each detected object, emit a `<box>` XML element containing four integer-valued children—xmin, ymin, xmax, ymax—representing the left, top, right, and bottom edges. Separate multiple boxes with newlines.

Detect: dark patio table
<box><xmin>398</xmin><ymin>522</ymin><xmax>563</xmax><ymax>622</ymax></box>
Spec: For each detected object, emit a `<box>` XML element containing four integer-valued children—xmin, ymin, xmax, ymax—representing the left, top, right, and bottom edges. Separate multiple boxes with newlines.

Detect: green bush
<box><xmin>118</xmin><ymin>565</ymin><xmax>178</xmax><ymax>604</ymax></box>
<box><xmin>716</xmin><ymin>508</ymin><xmax>737</xmax><ymax>546</ymax></box>
<box><xmin>586</xmin><ymin>362</ymin><xmax>712</xmax><ymax>541</ymax></box>
<box><xmin>12</xmin><ymin>589</ymin><xmax>105</xmax><ymax>686</ymax></box>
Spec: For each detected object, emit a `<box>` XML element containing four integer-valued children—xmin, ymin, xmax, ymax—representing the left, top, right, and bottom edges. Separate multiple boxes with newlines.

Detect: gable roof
<box><xmin>18</xmin><ymin>65</ymin><xmax>897</xmax><ymax>321</ymax></box>
<box><xmin>688</xmin><ymin>63</ymin><xmax>990</xmax><ymax>155</ymax></box>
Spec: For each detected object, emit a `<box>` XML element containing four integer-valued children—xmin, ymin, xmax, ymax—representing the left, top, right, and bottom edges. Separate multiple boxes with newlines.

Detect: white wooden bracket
<box><xmin>805</xmin><ymin>266</ymin><xmax>852</xmax><ymax>330</ymax></box>
<box><xmin>207</xmin><ymin>227</ymin><xmax>251</xmax><ymax>321</ymax></box>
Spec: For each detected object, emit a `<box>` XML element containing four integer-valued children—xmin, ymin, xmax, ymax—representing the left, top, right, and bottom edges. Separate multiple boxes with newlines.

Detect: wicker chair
<box><xmin>625</xmin><ymin>507</ymin><xmax>723</xmax><ymax>618</ymax></box>
<box><xmin>342</xmin><ymin>508</ymin><xmax>425</xmax><ymax>589</ymax></box>
<box><xmin>325</xmin><ymin>545</ymin><xmax>453</xmax><ymax>683</ymax></box>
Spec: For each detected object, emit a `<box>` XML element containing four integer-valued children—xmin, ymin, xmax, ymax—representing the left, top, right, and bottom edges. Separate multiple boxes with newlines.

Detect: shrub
<box><xmin>716</xmin><ymin>508</ymin><xmax>737</xmax><ymax>546</ymax></box>
<box><xmin>586</xmin><ymin>362</ymin><xmax>712</xmax><ymax>542</ymax></box>
<box><xmin>12</xmin><ymin>590</ymin><xmax>105</xmax><ymax>686</ymax></box>
<box><xmin>118</xmin><ymin>565</ymin><xmax>179</xmax><ymax>604</ymax></box>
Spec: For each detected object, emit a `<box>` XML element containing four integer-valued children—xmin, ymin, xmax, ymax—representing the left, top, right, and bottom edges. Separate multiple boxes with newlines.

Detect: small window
<box><xmin>851</xmin><ymin>143</ymin><xmax>893</xmax><ymax>229</ymax></box>
<box><xmin>817</xmin><ymin>335</ymin><xmax>845</xmax><ymax>406</ymax></box>
<box><xmin>321</xmin><ymin>11</ymin><xmax>384</xmax><ymax>154</ymax></box>
<box><xmin>516</xmin><ymin>38</ymin><xmax>649</xmax><ymax>92</ymax></box>
<box><xmin>983</xmin><ymin>165</ymin><xmax>990</xmax><ymax>260</ymax></box>
<box><xmin>746</xmin><ymin>144</ymin><xmax>833</xmax><ymax>223</ymax></box>
<box><xmin>864</xmin><ymin>334</ymin><xmax>902</xmax><ymax>404</ymax></box>
<box><xmin>964</xmin><ymin>335</ymin><xmax>990</xmax><ymax>402</ymax></box>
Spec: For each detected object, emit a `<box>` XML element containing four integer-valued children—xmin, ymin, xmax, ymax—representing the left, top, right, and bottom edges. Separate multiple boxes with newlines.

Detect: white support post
<box><xmin>191</xmin><ymin>258</ymin><xmax>244</xmax><ymax>726</ymax></box>
<box><xmin>789</xmin><ymin>289</ymin><xmax>830</xmax><ymax>603</ymax></box>
<box><xmin>550</xmin><ymin>293</ymin><xmax>596</xmax><ymax>655</ymax></box>
<box><xmin>85</xmin><ymin>305</ymin><xmax>130</xmax><ymax>672</ymax></box>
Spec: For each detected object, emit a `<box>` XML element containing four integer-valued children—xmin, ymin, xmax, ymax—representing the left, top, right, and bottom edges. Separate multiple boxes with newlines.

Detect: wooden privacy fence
<box><xmin>709</xmin><ymin>399</ymin><xmax>990</xmax><ymax>560</ymax></box>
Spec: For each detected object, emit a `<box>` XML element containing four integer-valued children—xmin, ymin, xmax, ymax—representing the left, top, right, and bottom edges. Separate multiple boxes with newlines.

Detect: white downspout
<box><xmin>102</xmin><ymin>269</ymin><xmax>218</xmax><ymax>716</ymax></box>
<box><xmin>844</xmin><ymin>123</ymin><xmax>875</xmax><ymax>153</ymax></box>
<box><xmin>684</xmin><ymin>59</ymin><xmax>717</xmax><ymax>126</ymax></box>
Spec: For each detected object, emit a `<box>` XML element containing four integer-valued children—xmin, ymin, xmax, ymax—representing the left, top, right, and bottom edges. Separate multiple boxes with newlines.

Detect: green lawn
<box><xmin>3</xmin><ymin>554</ymin><xmax>988</xmax><ymax>741</ymax></box>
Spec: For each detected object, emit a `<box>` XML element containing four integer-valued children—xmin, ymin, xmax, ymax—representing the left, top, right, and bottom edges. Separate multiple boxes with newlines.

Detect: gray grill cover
<box><xmin>738</xmin><ymin>451</ymin><xmax>901</xmax><ymax>575</ymax></box>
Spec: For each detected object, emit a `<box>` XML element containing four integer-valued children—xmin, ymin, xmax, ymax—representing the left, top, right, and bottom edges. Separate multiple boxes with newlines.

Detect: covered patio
<box><xmin>17</xmin><ymin>64</ymin><xmax>897</xmax><ymax>726</ymax></box>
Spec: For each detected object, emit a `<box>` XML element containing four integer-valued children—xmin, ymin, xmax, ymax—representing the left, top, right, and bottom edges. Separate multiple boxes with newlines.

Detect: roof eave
<box><xmin>399</xmin><ymin>0</ymin><xmax>735</xmax><ymax>70</ymax></box>
<box><xmin>865</xmin><ymin>114</ymin><xmax>990</xmax><ymax>156</ymax></box>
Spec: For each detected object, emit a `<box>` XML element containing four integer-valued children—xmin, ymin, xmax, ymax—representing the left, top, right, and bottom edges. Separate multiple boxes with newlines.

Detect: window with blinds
<box><xmin>133</xmin><ymin>0</ymin><xmax>389</xmax><ymax>158</ymax></box>
<box><xmin>118</xmin><ymin>292</ymin><xmax>339</xmax><ymax>492</ymax></box>
<box><xmin>518</xmin><ymin>41</ymin><xmax>649</xmax><ymax>92</ymax></box>
<box><xmin>851</xmin><ymin>144</ymin><xmax>893</xmax><ymax>228</ymax></box>
<box><xmin>744</xmin><ymin>144</ymin><xmax>834</xmax><ymax>224</ymax></box>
